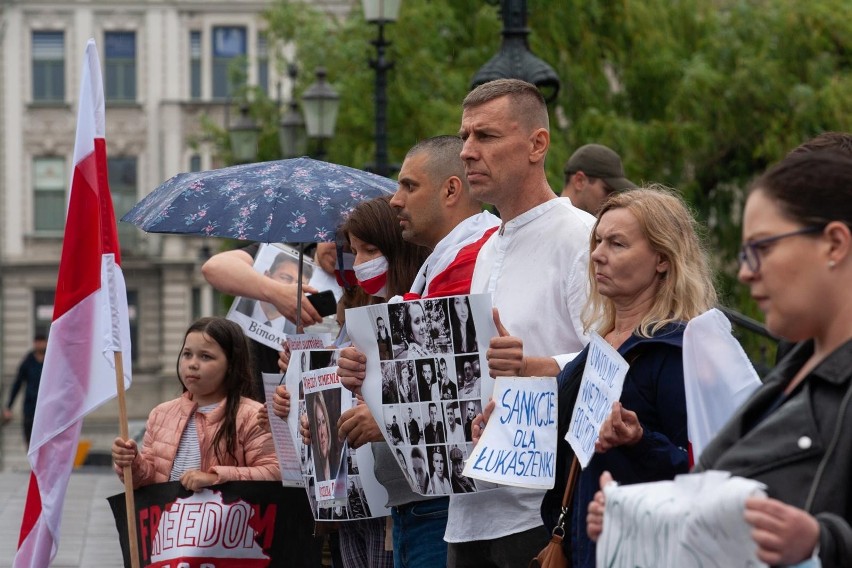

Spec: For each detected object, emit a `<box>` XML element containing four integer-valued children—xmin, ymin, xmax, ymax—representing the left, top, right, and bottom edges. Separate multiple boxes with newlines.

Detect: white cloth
<box><xmin>409</xmin><ymin>211</ymin><xmax>501</xmax><ymax>297</ymax></box>
<box><xmin>682</xmin><ymin>308</ymin><xmax>761</xmax><ymax>461</ymax></box>
<box><xmin>445</xmin><ymin>197</ymin><xmax>595</xmax><ymax>543</ymax></box>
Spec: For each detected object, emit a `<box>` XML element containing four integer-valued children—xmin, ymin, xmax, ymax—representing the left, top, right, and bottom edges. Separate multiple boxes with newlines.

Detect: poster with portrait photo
<box><xmin>380</xmin><ymin>361</ymin><xmax>400</xmax><ymax>405</ymax></box>
<box><xmin>449</xmin><ymin>296</ymin><xmax>478</xmax><ymax>354</ymax></box>
<box><xmin>443</xmin><ymin>401</ymin><xmax>467</xmax><ymax>446</ymax></box>
<box><xmin>401</xmin><ymin>403</ymin><xmax>424</xmax><ymax>447</ymax></box>
<box><xmin>395</xmin><ymin>360</ymin><xmax>419</xmax><ymax>404</ymax></box>
<box><xmin>455</xmin><ymin>353</ymin><xmax>482</xmax><ymax>399</ymax></box>
<box><xmin>423</xmin><ymin>298</ymin><xmax>453</xmax><ymax>354</ymax></box>
<box><xmin>448</xmin><ymin>443</ymin><xmax>477</xmax><ymax>493</ymax></box>
<box><xmin>382</xmin><ymin>405</ymin><xmax>406</xmax><ymax>446</ymax></box>
<box><xmin>426</xmin><ymin>445</ymin><xmax>452</xmax><ymax>496</ymax></box>
<box><xmin>416</xmin><ymin>358</ymin><xmax>440</xmax><ymax>402</ymax></box>
<box><xmin>460</xmin><ymin>399</ymin><xmax>482</xmax><ymax>443</ymax></box>
<box><xmin>283</xmin><ymin>349</ymin><xmax>390</xmax><ymax>521</ymax></box>
<box><xmin>227</xmin><ymin>243</ymin><xmax>317</xmax><ymax>350</ymax></box>
<box><xmin>345</xmin><ymin>294</ymin><xmax>497</xmax><ymax>496</ymax></box>
<box><xmin>387</xmin><ymin>300</ymin><xmax>435</xmax><ymax>359</ymax></box>
<box><xmin>435</xmin><ymin>355</ymin><xmax>459</xmax><ymax>401</ymax></box>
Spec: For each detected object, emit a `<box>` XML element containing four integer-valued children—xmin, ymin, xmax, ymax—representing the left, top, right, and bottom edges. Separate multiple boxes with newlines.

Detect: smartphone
<box><xmin>306</xmin><ymin>290</ymin><xmax>338</xmax><ymax>318</ymax></box>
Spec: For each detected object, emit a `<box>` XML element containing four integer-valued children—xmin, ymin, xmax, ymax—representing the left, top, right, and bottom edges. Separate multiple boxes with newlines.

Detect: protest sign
<box><xmin>108</xmin><ymin>481</ymin><xmax>292</xmax><ymax>567</ymax></box>
<box><xmin>261</xmin><ymin>373</ymin><xmax>304</xmax><ymax>487</ymax></box>
<box><xmin>566</xmin><ymin>332</ymin><xmax>629</xmax><ymax>468</ymax></box>
<box><xmin>281</xmin><ymin>349</ymin><xmax>390</xmax><ymax>521</ymax></box>
<box><xmin>346</xmin><ymin>294</ymin><xmax>497</xmax><ymax>495</ymax></box>
<box><xmin>463</xmin><ymin>377</ymin><xmax>557</xmax><ymax>489</ymax></box>
<box><xmin>226</xmin><ymin>243</ymin><xmax>325</xmax><ymax>350</ymax></box>
<box><xmin>597</xmin><ymin>471</ymin><xmax>768</xmax><ymax>568</ymax></box>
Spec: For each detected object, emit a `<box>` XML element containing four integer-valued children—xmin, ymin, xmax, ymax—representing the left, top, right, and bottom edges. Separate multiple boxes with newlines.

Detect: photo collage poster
<box><xmin>346</xmin><ymin>294</ymin><xmax>498</xmax><ymax>496</ymax></box>
<box><xmin>227</xmin><ymin>243</ymin><xmax>319</xmax><ymax>350</ymax></box>
<box><xmin>282</xmin><ymin>349</ymin><xmax>390</xmax><ymax>521</ymax></box>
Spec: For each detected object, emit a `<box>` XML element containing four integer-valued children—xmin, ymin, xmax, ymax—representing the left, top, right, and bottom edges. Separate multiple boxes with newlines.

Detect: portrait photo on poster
<box><xmin>226</xmin><ymin>243</ymin><xmax>318</xmax><ymax>349</ymax></box>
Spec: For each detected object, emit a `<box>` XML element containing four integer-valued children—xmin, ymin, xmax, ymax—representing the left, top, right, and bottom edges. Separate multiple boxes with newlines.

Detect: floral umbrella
<box><xmin>122</xmin><ymin>157</ymin><xmax>396</xmax><ymax>244</ymax></box>
<box><xmin>122</xmin><ymin>157</ymin><xmax>396</xmax><ymax>326</ymax></box>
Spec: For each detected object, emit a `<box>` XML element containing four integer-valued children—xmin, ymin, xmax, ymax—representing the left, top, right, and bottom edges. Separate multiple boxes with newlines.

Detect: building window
<box><xmin>190</xmin><ymin>31</ymin><xmax>202</xmax><ymax>100</ymax></box>
<box><xmin>189</xmin><ymin>154</ymin><xmax>202</xmax><ymax>172</ymax></box>
<box><xmin>104</xmin><ymin>31</ymin><xmax>136</xmax><ymax>102</ymax></box>
<box><xmin>108</xmin><ymin>156</ymin><xmax>138</xmax><ymax>250</ymax></box>
<box><xmin>33</xmin><ymin>157</ymin><xmax>66</xmax><ymax>232</ymax></box>
<box><xmin>257</xmin><ymin>33</ymin><xmax>269</xmax><ymax>95</ymax></box>
<box><xmin>32</xmin><ymin>31</ymin><xmax>65</xmax><ymax>102</ymax></box>
<box><xmin>212</xmin><ymin>26</ymin><xmax>246</xmax><ymax>99</ymax></box>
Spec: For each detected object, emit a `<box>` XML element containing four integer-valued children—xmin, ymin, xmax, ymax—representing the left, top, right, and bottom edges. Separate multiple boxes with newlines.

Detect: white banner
<box><xmin>566</xmin><ymin>332</ymin><xmax>629</xmax><ymax>468</ymax></box>
<box><xmin>346</xmin><ymin>294</ymin><xmax>497</xmax><ymax>495</ymax></box>
<box><xmin>597</xmin><ymin>471</ymin><xmax>768</xmax><ymax>568</ymax></box>
<box><xmin>463</xmin><ymin>377</ymin><xmax>557</xmax><ymax>489</ymax></box>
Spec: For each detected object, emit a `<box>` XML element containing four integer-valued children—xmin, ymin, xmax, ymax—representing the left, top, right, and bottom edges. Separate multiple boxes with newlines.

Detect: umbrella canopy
<box><xmin>121</xmin><ymin>157</ymin><xmax>396</xmax><ymax>243</ymax></box>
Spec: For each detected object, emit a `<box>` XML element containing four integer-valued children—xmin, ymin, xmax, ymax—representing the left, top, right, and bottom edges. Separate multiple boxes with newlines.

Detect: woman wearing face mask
<box><xmin>344</xmin><ymin>196</ymin><xmax>428</xmax><ymax>302</ymax></box>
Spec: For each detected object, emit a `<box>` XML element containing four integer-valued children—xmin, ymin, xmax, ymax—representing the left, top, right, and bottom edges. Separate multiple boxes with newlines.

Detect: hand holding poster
<box><xmin>597</xmin><ymin>471</ymin><xmax>768</xmax><ymax>567</ymax></box>
<box><xmin>227</xmin><ymin>243</ymin><xmax>323</xmax><ymax>350</ymax></box>
<box><xmin>566</xmin><ymin>332</ymin><xmax>629</xmax><ymax>468</ymax></box>
<box><xmin>345</xmin><ymin>294</ymin><xmax>497</xmax><ymax>495</ymax></box>
<box><xmin>463</xmin><ymin>377</ymin><xmax>557</xmax><ymax>489</ymax></box>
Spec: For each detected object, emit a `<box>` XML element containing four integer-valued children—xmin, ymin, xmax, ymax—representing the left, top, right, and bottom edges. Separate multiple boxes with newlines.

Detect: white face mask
<box><xmin>354</xmin><ymin>255</ymin><xmax>389</xmax><ymax>297</ymax></box>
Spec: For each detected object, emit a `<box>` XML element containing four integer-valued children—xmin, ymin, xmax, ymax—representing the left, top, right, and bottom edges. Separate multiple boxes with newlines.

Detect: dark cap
<box><xmin>449</xmin><ymin>447</ymin><xmax>464</xmax><ymax>462</ymax></box>
<box><xmin>564</xmin><ymin>144</ymin><xmax>636</xmax><ymax>191</ymax></box>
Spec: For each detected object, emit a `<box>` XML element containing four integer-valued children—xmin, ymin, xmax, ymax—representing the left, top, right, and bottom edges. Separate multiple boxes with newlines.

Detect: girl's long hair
<box><xmin>177</xmin><ymin>317</ymin><xmax>254</xmax><ymax>465</ymax></box>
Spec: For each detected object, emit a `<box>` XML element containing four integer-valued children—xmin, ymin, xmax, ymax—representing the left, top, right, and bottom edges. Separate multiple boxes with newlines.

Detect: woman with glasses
<box><xmin>586</xmin><ymin>151</ymin><xmax>852</xmax><ymax>568</ymax></box>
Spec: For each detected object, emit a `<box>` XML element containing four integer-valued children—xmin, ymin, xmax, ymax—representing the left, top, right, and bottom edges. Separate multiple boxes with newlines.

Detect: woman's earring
<box><xmin>828</xmin><ymin>260</ymin><xmax>837</xmax><ymax>268</ymax></box>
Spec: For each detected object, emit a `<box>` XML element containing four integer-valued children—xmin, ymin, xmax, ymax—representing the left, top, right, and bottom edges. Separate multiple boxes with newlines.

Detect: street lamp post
<box><xmin>362</xmin><ymin>0</ymin><xmax>401</xmax><ymax>177</ymax></box>
<box><xmin>279</xmin><ymin>64</ymin><xmax>307</xmax><ymax>158</ymax></box>
<box><xmin>471</xmin><ymin>0</ymin><xmax>561</xmax><ymax>102</ymax></box>
<box><xmin>228</xmin><ymin>104</ymin><xmax>260</xmax><ymax>164</ymax></box>
<box><xmin>301</xmin><ymin>68</ymin><xmax>340</xmax><ymax>162</ymax></box>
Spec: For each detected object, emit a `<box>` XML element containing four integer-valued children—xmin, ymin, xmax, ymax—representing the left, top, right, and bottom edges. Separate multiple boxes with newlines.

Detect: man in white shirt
<box><xmin>448</xmin><ymin>79</ymin><xmax>595</xmax><ymax>567</ymax></box>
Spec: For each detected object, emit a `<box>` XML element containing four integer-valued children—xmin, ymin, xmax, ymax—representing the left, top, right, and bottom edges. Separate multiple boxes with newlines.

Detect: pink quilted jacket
<box><xmin>117</xmin><ymin>392</ymin><xmax>280</xmax><ymax>488</ymax></box>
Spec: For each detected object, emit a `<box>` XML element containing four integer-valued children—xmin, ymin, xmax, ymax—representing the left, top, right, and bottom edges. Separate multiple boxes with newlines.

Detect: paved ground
<box><xmin>0</xmin><ymin>422</ymin><xmax>126</xmax><ymax>567</ymax></box>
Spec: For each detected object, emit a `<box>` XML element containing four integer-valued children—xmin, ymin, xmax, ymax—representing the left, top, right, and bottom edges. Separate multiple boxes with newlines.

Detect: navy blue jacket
<box><xmin>542</xmin><ymin>323</ymin><xmax>690</xmax><ymax>568</ymax></box>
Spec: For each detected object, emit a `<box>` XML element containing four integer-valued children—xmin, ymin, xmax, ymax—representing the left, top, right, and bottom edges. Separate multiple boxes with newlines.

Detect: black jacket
<box><xmin>696</xmin><ymin>339</ymin><xmax>852</xmax><ymax>568</ymax></box>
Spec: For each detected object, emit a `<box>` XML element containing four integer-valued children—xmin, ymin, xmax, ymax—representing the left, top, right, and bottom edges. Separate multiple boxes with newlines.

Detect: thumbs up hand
<box><xmin>486</xmin><ymin>308</ymin><xmax>528</xmax><ymax>378</ymax></box>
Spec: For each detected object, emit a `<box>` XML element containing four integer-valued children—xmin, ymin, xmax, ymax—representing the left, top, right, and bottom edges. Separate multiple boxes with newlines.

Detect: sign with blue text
<box><xmin>566</xmin><ymin>332</ymin><xmax>629</xmax><ymax>468</ymax></box>
<box><xmin>463</xmin><ymin>377</ymin><xmax>558</xmax><ymax>489</ymax></box>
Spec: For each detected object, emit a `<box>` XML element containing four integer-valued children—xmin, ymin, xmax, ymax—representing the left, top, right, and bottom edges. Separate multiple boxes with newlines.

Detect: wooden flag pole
<box><xmin>114</xmin><ymin>351</ymin><xmax>140</xmax><ymax>568</ymax></box>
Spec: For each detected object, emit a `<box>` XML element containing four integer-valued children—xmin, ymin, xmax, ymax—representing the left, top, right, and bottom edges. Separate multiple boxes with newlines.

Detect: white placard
<box><xmin>597</xmin><ymin>471</ymin><xmax>768</xmax><ymax>568</ymax></box>
<box><xmin>463</xmin><ymin>377</ymin><xmax>557</xmax><ymax>489</ymax></box>
<box><xmin>283</xmin><ymin>349</ymin><xmax>390</xmax><ymax>521</ymax></box>
<box><xmin>262</xmin><ymin>372</ymin><xmax>304</xmax><ymax>487</ymax></box>
<box><xmin>346</xmin><ymin>294</ymin><xmax>498</xmax><ymax>495</ymax></box>
<box><xmin>566</xmin><ymin>332</ymin><xmax>629</xmax><ymax>468</ymax></box>
<box><xmin>226</xmin><ymin>243</ymin><xmax>321</xmax><ymax>350</ymax></box>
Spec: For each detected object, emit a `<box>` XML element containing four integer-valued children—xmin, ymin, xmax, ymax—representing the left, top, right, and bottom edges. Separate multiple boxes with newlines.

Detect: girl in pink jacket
<box><xmin>112</xmin><ymin>317</ymin><xmax>280</xmax><ymax>490</ymax></box>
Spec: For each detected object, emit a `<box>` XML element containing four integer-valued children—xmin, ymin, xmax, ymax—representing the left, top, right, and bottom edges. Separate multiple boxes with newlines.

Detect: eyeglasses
<box><xmin>738</xmin><ymin>226</ymin><xmax>823</xmax><ymax>272</ymax></box>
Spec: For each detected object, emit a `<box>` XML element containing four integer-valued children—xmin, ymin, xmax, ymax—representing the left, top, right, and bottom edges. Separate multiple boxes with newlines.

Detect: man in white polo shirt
<box><xmin>450</xmin><ymin>79</ymin><xmax>594</xmax><ymax>567</ymax></box>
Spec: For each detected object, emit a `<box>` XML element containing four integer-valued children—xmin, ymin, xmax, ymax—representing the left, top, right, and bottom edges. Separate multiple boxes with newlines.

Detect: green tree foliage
<box><xmin>209</xmin><ymin>0</ymin><xmax>852</xmax><ymax>361</ymax></box>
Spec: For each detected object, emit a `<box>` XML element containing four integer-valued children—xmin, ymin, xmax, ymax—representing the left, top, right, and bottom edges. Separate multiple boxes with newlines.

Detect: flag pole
<box><xmin>114</xmin><ymin>351</ymin><xmax>140</xmax><ymax>568</ymax></box>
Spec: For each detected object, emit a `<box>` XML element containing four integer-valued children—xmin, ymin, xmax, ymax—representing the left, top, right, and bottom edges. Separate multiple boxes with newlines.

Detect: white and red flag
<box><xmin>14</xmin><ymin>39</ymin><xmax>132</xmax><ymax>567</ymax></box>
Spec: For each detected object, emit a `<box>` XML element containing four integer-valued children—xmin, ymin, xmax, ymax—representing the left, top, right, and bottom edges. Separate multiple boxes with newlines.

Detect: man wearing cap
<box><xmin>561</xmin><ymin>143</ymin><xmax>636</xmax><ymax>214</ymax></box>
<box><xmin>449</xmin><ymin>446</ymin><xmax>476</xmax><ymax>493</ymax></box>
